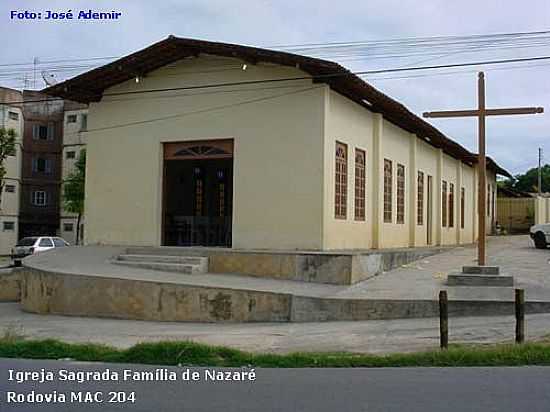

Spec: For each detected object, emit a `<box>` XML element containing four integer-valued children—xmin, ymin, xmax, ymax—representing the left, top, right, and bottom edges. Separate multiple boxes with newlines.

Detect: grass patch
<box><xmin>2</xmin><ymin>336</ymin><xmax>550</xmax><ymax>367</ymax></box>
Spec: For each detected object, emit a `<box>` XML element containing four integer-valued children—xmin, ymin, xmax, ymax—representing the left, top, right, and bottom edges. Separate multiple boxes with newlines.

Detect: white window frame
<box><xmin>3</xmin><ymin>221</ymin><xmax>15</xmax><ymax>231</ymax></box>
<box><xmin>31</xmin><ymin>191</ymin><xmax>47</xmax><ymax>206</ymax></box>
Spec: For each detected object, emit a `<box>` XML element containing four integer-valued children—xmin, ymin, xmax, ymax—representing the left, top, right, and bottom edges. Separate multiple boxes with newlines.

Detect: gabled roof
<box><xmin>42</xmin><ymin>36</ymin><xmax>512</xmax><ymax>177</ymax></box>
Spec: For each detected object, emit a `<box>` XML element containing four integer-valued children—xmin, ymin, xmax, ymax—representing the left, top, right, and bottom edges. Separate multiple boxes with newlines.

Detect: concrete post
<box><xmin>372</xmin><ymin>114</ymin><xmax>384</xmax><ymax>248</ymax></box>
<box><xmin>456</xmin><ymin>159</ymin><xmax>462</xmax><ymax>245</ymax></box>
<box><xmin>436</xmin><ymin>149</ymin><xmax>443</xmax><ymax>245</ymax></box>
<box><xmin>409</xmin><ymin>133</ymin><xmax>417</xmax><ymax>247</ymax></box>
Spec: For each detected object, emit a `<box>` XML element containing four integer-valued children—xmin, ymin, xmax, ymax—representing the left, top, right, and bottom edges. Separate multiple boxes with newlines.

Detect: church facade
<box><xmin>44</xmin><ymin>37</ymin><xmax>509</xmax><ymax>250</ymax></box>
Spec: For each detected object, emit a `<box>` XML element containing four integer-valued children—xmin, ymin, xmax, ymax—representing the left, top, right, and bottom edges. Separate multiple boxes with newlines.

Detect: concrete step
<box><xmin>112</xmin><ymin>260</ymin><xmax>207</xmax><ymax>274</ymax></box>
<box><xmin>447</xmin><ymin>273</ymin><xmax>514</xmax><ymax>287</ymax></box>
<box><xmin>117</xmin><ymin>254</ymin><xmax>206</xmax><ymax>266</ymax></box>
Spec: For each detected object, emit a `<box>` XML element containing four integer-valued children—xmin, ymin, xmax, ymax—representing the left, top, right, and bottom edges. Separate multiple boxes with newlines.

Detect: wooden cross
<box><xmin>423</xmin><ymin>72</ymin><xmax>543</xmax><ymax>266</ymax></box>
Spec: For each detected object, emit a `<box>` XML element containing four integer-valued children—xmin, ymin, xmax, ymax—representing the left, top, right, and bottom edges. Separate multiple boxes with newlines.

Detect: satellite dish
<box><xmin>41</xmin><ymin>71</ymin><xmax>58</xmax><ymax>86</ymax></box>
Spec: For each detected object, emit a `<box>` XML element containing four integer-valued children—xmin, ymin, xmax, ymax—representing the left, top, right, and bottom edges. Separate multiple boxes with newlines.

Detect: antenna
<box><xmin>41</xmin><ymin>71</ymin><xmax>58</xmax><ymax>86</ymax></box>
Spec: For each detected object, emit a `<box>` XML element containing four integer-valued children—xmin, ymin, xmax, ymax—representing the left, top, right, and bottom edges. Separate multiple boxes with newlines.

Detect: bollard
<box><xmin>439</xmin><ymin>290</ymin><xmax>448</xmax><ymax>349</ymax></box>
<box><xmin>515</xmin><ymin>289</ymin><xmax>525</xmax><ymax>344</ymax></box>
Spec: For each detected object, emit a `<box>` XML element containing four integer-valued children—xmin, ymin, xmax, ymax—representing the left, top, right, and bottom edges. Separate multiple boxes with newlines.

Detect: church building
<box><xmin>43</xmin><ymin>37</ymin><xmax>510</xmax><ymax>250</ymax></box>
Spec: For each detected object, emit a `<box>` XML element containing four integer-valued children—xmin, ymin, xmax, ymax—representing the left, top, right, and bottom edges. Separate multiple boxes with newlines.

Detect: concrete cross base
<box><xmin>447</xmin><ymin>273</ymin><xmax>514</xmax><ymax>287</ymax></box>
<box><xmin>462</xmin><ymin>265</ymin><xmax>500</xmax><ymax>275</ymax></box>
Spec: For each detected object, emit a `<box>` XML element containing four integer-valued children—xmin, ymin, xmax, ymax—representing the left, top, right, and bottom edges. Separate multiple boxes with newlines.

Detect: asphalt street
<box><xmin>1</xmin><ymin>358</ymin><xmax>550</xmax><ymax>411</ymax></box>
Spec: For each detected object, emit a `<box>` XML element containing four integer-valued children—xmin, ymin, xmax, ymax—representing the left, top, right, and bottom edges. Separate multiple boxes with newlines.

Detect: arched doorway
<box><xmin>162</xmin><ymin>139</ymin><xmax>233</xmax><ymax>247</ymax></box>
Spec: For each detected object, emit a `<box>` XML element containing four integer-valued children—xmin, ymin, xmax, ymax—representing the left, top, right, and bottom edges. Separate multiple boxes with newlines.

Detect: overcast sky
<box><xmin>2</xmin><ymin>0</ymin><xmax>549</xmax><ymax>175</ymax></box>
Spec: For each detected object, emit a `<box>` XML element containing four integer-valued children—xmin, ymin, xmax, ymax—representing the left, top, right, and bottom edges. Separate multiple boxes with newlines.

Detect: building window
<box><xmin>81</xmin><ymin>114</ymin><xmax>88</xmax><ymax>131</ymax></box>
<box><xmin>8</xmin><ymin>111</ymin><xmax>18</xmax><ymax>121</ymax></box>
<box><xmin>461</xmin><ymin>187</ymin><xmax>465</xmax><ymax>229</ymax></box>
<box><xmin>417</xmin><ymin>171</ymin><xmax>424</xmax><ymax>225</ymax></box>
<box><xmin>3</xmin><ymin>222</ymin><xmax>14</xmax><ymax>231</ymax></box>
<box><xmin>4</xmin><ymin>184</ymin><xmax>15</xmax><ymax>193</ymax></box>
<box><xmin>335</xmin><ymin>142</ymin><xmax>348</xmax><ymax>219</ymax></box>
<box><xmin>449</xmin><ymin>183</ymin><xmax>455</xmax><ymax>228</ymax></box>
<box><xmin>354</xmin><ymin>149</ymin><xmax>366</xmax><ymax>221</ymax></box>
<box><xmin>383</xmin><ymin>159</ymin><xmax>392</xmax><ymax>223</ymax></box>
<box><xmin>442</xmin><ymin>180</ymin><xmax>447</xmax><ymax>227</ymax></box>
<box><xmin>32</xmin><ymin>158</ymin><xmax>52</xmax><ymax>174</ymax></box>
<box><xmin>31</xmin><ymin>191</ymin><xmax>47</xmax><ymax>206</ymax></box>
<box><xmin>63</xmin><ymin>223</ymin><xmax>74</xmax><ymax>232</ymax></box>
<box><xmin>32</xmin><ymin>123</ymin><xmax>54</xmax><ymax>140</ymax></box>
<box><xmin>67</xmin><ymin>114</ymin><xmax>77</xmax><ymax>123</ymax></box>
<box><xmin>66</xmin><ymin>151</ymin><xmax>76</xmax><ymax>159</ymax></box>
<box><xmin>396</xmin><ymin>164</ymin><xmax>405</xmax><ymax>224</ymax></box>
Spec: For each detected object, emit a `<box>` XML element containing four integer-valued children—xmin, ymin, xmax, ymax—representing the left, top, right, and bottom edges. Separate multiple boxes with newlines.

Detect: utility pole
<box><xmin>538</xmin><ymin>148</ymin><xmax>543</xmax><ymax>195</ymax></box>
<box><xmin>424</xmin><ymin>72</ymin><xmax>543</xmax><ymax>267</ymax></box>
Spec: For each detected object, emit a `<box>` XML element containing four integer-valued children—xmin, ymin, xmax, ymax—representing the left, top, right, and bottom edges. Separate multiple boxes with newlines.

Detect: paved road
<box><xmin>1</xmin><ymin>358</ymin><xmax>550</xmax><ymax>411</ymax></box>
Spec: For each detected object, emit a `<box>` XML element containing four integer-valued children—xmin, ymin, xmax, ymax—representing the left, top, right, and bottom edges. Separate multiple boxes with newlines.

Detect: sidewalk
<box><xmin>2</xmin><ymin>302</ymin><xmax>549</xmax><ymax>354</ymax></box>
<box><xmin>335</xmin><ymin>235</ymin><xmax>550</xmax><ymax>301</ymax></box>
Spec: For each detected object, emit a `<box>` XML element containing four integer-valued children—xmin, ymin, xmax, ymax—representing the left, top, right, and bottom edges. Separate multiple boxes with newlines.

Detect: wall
<box><xmin>19</xmin><ymin>91</ymin><xmax>64</xmax><ymax>238</ymax></box>
<box><xmin>0</xmin><ymin>103</ymin><xmax>23</xmax><ymax>254</ymax></box>
<box><xmin>414</xmin><ymin>139</ymin><xmax>438</xmax><ymax>247</ymax></box>
<box><xmin>322</xmin><ymin>90</ymin><xmax>373</xmax><ymax>249</ymax></box>
<box><xmin>497</xmin><ymin>197</ymin><xmax>535</xmax><ymax>233</ymax></box>
<box><xmin>85</xmin><ymin>55</ymin><xmax>325</xmax><ymax>249</ymax></box>
<box><xmin>321</xmin><ymin>91</ymin><xmax>489</xmax><ymax>250</ymax></box>
<box><xmin>534</xmin><ymin>196</ymin><xmax>550</xmax><ymax>224</ymax></box>
<box><xmin>60</xmin><ymin>108</ymin><xmax>87</xmax><ymax>244</ymax></box>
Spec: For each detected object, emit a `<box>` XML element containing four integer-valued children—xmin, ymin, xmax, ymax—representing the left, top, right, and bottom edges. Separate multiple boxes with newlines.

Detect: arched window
<box><xmin>335</xmin><ymin>142</ymin><xmax>348</xmax><ymax>219</ymax></box>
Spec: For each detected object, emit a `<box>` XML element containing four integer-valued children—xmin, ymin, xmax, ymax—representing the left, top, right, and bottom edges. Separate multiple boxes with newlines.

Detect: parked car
<box><xmin>529</xmin><ymin>224</ymin><xmax>550</xmax><ymax>249</ymax></box>
<box><xmin>10</xmin><ymin>236</ymin><xmax>70</xmax><ymax>266</ymax></box>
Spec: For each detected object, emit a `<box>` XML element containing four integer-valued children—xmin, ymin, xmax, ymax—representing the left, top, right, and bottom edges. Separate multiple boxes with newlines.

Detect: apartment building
<box><xmin>18</xmin><ymin>90</ymin><xmax>64</xmax><ymax>239</ymax></box>
<box><xmin>60</xmin><ymin>103</ymin><xmax>87</xmax><ymax>245</ymax></box>
<box><xmin>0</xmin><ymin>87</ymin><xmax>24</xmax><ymax>254</ymax></box>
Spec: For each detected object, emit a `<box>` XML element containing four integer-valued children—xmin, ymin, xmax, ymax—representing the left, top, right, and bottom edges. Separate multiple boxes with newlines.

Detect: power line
<box><xmin>1</xmin><ymin>30</ymin><xmax>549</xmax><ymax>73</ymax></box>
<box><xmin>4</xmin><ymin>53</ymin><xmax>550</xmax><ymax>106</ymax></box>
<box><xmin>64</xmin><ymin>85</ymin><xmax>321</xmax><ymax>136</ymax></box>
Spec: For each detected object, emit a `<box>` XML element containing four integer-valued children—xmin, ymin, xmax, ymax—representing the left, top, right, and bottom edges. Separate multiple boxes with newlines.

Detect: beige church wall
<box><xmin>378</xmin><ymin>120</ymin><xmax>412</xmax><ymax>248</ymax></box>
<box><xmin>84</xmin><ymin>55</ymin><xmax>326</xmax><ymax>250</ymax></box>
<box><xmin>460</xmin><ymin>163</ymin><xmax>476</xmax><ymax>243</ymax></box>
<box><xmin>322</xmin><ymin>90</ymin><xmax>374</xmax><ymax>249</ymax></box>
<box><xmin>440</xmin><ymin>153</ymin><xmax>459</xmax><ymax>245</ymax></box>
<box><xmin>414</xmin><ymin>139</ymin><xmax>438</xmax><ymax>247</ymax></box>
<box><xmin>487</xmin><ymin>169</ymin><xmax>498</xmax><ymax>233</ymax></box>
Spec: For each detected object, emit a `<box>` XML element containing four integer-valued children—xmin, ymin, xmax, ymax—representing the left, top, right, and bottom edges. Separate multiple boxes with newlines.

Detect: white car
<box><xmin>11</xmin><ymin>236</ymin><xmax>70</xmax><ymax>266</ymax></box>
<box><xmin>529</xmin><ymin>224</ymin><xmax>550</xmax><ymax>249</ymax></box>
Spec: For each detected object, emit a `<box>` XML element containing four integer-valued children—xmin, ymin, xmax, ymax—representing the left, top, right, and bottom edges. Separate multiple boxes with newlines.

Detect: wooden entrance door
<box><xmin>162</xmin><ymin>140</ymin><xmax>233</xmax><ymax>247</ymax></box>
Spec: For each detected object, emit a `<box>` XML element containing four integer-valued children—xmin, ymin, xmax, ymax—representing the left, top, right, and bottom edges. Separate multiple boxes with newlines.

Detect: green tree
<box><xmin>502</xmin><ymin>164</ymin><xmax>550</xmax><ymax>193</ymax></box>
<box><xmin>63</xmin><ymin>149</ymin><xmax>86</xmax><ymax>245</ymax></box>
<box><xmin>0</xmin><ymin>127</ymin><xmax>17</xmax><ymax>209</ymax></box>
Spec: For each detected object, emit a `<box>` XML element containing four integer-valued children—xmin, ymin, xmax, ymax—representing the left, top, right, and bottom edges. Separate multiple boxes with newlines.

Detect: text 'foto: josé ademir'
<box><xmin>10</xmin><ymin>9</ymin><xmax>123</xmax><ymax>20</ymax></box>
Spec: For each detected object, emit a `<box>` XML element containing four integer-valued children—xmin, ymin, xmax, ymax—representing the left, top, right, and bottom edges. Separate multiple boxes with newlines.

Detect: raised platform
<box><xmin>125</xmin><ymin>245</ymin><xmax>448</xmax><ymax>285</ymax></box>
<box><xmin>16</xmin><ymin>245</ymin><xmax>550</xmax><ymax>323</ymax></box>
